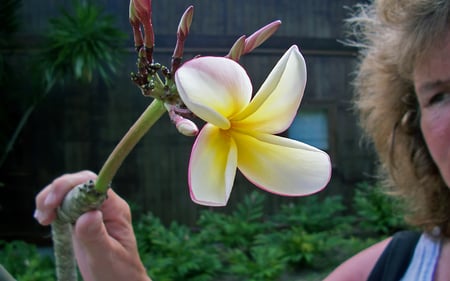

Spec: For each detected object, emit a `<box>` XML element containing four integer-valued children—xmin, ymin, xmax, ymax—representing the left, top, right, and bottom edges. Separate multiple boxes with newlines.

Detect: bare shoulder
<box><xmin>322</xmin><ymin>237</ymin><xmax>392</xmax><ymax>281</ymax></box>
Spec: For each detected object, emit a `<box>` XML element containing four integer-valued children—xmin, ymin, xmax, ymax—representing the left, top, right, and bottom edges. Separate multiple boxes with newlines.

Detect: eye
<box><xmin>428</xmin><ymin>92</ymin><xmax>450</xmax><ymax>106</ymax></box>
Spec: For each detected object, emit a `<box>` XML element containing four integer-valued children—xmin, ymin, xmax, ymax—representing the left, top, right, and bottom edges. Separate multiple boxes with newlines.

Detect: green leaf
<box><xmin>38</xmin><ymin>0</ymin><xmax>126</xmax><ymax>89</ymax></box>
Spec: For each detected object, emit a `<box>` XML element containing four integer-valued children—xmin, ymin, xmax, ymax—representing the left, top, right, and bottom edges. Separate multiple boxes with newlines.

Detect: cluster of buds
<box><xmin>128</xmin><ymin>0</ymin><xmax>282</xmax><ymax>137</ymax></box>
<box><xmin>129</xmin><ymin>0</ymin><xmax>197</xmax><ymax>136</ymax></box>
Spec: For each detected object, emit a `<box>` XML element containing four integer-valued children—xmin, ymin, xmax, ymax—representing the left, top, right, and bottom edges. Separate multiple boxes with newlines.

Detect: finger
<box><xmin>74</xmin><ymin>189</ymin><xmax>132</xmax><ymax>246</ymax></box>
<box><xmin>73</xmin><ymin>208</ymin><xmax>148</xmax><ymax>281</ymax></box>
<box><xmin>34</xmin><ymin>170</ymin><xmax>97</xmax><ymax>225</ymax></box>
<box><xmin>98</xmin><ymin>189</ymin><xmax>136</xmax><ymax>248</ymax></box>
<box><xmin>73</xmin><ymin>210</ymin><xmax>111</xmax><ymax>250</ymax></box>
<box><xmin>73</xmin><ymin>210</ymin><xmax>132</xmax><ymax>275</ymax></box>
<box><xmin>72</xmin><ymin>210</ymin><xmax>111</xmax><ymax>280</ymax></box>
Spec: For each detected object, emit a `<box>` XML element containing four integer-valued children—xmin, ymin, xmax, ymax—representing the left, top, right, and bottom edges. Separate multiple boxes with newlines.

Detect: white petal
<box><xmin>233</xmin><ymin>45</ymin><xmax>307</xmax><ymax>133</ymax></box>
<box><xmin>233</xmin><ymin>131</ymin><xmax>331</xmax><ymax>196</ymax></box>
<box><xmin>188</xmin><ymin>124</ymin><xmax>238</xmax><ymax>206</ymax></box>
<box><xmin>175</xmin><ymin>56</ymin><xmax>252</xmax><ymax>129</ymax></box>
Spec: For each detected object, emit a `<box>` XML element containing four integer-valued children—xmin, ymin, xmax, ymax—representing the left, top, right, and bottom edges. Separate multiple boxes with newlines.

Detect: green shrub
<box><xmin>135</xmin><ymin>214</ymin><xmax>222</xmax><ymax>281</ymax></box>
<box><xmin>197</xmin><ymin>192</ymin><xmax>288</xmax><ymax>280</ymax></box>
<box><xmin>38</xmin><ymin>0</ymin><xmax>126</xmax><ymax>89</ymax></box>
<box><xmin>257</xmin><ymin>195</ymin><xmax>356</xmax><ymax>270</ymax></box>
<box><xmin>271</xmin><ymin>195</ymin><xmax>354</xmax><ymax>234</ymax></box>
<box><xmin>134</xmin><ymin>191</ymin><xmax>364</xmax><ymax>279</ymax></box>
<box><xmin>0</xmin><ymin>240</ymin><xmax>55</xmax><ymax>281</ymax></box>
<box><xmin>0</xmin><ymin>181</ymin><xmax>408</xmax><ymax>280</ymax></box>
<box><xmin>353</xmin><ymin>182</ymin><xmax>408</xmax><ymax>236</ymax></box>
<box><xmin>226</xmin><ymin>245</ymin><xmax>289</xmax><ymax>281</ymax></box>
<box><xmin>197</xmin><ymin>191</ymin><xmax>268</xmax><ymax>249</ymax></box>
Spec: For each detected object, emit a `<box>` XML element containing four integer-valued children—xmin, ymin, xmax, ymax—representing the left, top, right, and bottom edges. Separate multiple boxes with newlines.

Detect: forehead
<box><xmin>413</xmin><ymin>30</ymin><xmax>450</xmax><ymax>93</ymax></box>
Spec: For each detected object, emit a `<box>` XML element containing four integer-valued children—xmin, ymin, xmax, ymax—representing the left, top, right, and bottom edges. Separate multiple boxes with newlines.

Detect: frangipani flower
<box><xmin>175</xmin><ymin>45</ymin><xmax>331</xmax><ymax>206</ymax></box>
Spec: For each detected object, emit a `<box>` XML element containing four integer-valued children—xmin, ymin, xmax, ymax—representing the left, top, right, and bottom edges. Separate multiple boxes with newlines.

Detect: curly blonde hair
<box><xmin>347</xmin><ymin>0</ymin><xmax>450</xmax><ymax>236</ymax></box>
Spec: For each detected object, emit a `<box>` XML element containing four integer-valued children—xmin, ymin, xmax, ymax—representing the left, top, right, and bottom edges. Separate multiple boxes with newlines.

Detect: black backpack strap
<box><xmin>367</xmin><ymin>231</ymin><xmax>421</xmax><ymax>281</ymax></box>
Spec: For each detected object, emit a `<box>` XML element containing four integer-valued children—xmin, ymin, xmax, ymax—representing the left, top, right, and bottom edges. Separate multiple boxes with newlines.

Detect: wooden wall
<box><xmin>0</xmin><ymin>0</ymin><xmax>376</xmax><ymax>243</ymax></box>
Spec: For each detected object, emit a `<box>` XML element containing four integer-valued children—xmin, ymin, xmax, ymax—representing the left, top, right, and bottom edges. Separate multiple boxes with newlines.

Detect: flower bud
<box><xmin>172</xmin><ymin>5</ymin><xmax>194</xmax><ymax>68</ymax></box>
<box><xmin>244</xmin><ymin>20</ymin><xmax>281</xmax><ymax>54</ymax></box>
<box><xmin>129</xmin><ymin>0</ymin><xmax>144</xmax><ymax>49</ymax></box>
<box><xmin>225</xmin><ymin>35</ymin><xmax>246</xmax><ymax>61</ymax></box>
<box><xmin>177</xmin><ymin>6</ymin><xmax>194</xmax><ymax>41</ymax></box>
<box><xmin>176</xmin><ymin>119</ymin><xmax>199</xmax><ymax>137</ymax></box>
<box><xmin>165</xmin><ymin>103</ymin><xmax>198</xmax><ymax>137</ymax></box>
<box><xmin>130</xmin><ymin>0</ymin><xmax>154</xmax><ymax>49</ymax></box>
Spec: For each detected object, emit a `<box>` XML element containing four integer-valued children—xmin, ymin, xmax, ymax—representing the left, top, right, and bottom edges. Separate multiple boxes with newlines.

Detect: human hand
<box><xmin>35</xmin><ymin>171</ymin><xmax>151</xmax><ymax>281</ymax></box>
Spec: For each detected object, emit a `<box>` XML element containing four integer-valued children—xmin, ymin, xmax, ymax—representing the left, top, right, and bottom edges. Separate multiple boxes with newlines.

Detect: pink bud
<box><xmin>165</xmin><ymin>103</ymin><xmax>198</xmax><ymax>137</ymax></box>
<box><xmin>129</xmin><ymin>1</ymin><xmax>144</xmax><ymax>48</ymax></box>
<box><xmin>133</xmin><ymin>0</ymin><xmax>151</xmax><ymax>21</ymax></box>
<box><xmin>172</xmin><ymin>6</ymin><xmax>194</xmax><ymax>73</ymax></box>
<box><xmin>225</xmin><ymin>35</ymin><xmax>246</xmax><ymax>61</ymax></box>
<box><xmin>177</xmin><ymin>6</ymin><xmax>194</xmax><ymax>41</ymax></box>
<box><xmin>176</xmin><ymin>119</ymin><xmax>199</xmax><ymax>137</ymax></box>
<box><xmin>244</xmin><ymin>20</ymin><xmax>281</xmax><ymax>54</ymax></box>
<box><xmin>131</xmin><ymin>0</ymin><xmax>154</xmax><ymax>48</ymax></box>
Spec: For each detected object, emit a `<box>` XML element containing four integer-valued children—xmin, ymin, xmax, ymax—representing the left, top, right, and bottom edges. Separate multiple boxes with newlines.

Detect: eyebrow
<box><xmin>417</xmin><ymin>79</ymin><xmax>450</xmax><ymax>94</ymax></box>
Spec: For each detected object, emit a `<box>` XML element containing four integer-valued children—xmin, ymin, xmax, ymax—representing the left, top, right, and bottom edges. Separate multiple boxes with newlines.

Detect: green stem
<box><xmin>51</xmin><ymin>96</ymin><xmax>166</xmax><ymax>281</ymax></box>
<box><xmin>0</xmin><ymin>88</ymin><xmax>51</xmax><ymax>170</ymax></box>
<box><xmin>94</xmin><ymin>98</ymin><xmax>166</xmax><ymax>192</ymax></box>
<box><xmin>52</xmin><ymin>96</ymin><xmax>166</xmax><ymax>281</ymax></box>
<box><xmin>0</xmin><ymin>104</ymin><xmax>36</xmax><ymax>169</ymax></box>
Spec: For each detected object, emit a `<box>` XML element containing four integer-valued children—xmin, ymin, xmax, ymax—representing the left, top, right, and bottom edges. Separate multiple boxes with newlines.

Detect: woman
<box><xmin>325</xmin><ymin>0</ymin><xmax>450</xmax><ymax>280</ymax></box>
<box><xmin>34</xmin><ymin>0</ymin><xmax>450</xmax><ymax>280</ymax></box>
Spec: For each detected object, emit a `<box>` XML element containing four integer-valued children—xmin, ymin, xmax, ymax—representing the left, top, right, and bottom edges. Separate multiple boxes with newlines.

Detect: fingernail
<box><xmin>44</xmin><ymin>192</ymin><xmax>56</xmax><ymax>206</ymax></box>
<box><xmin>34</xmin><ymin>209</ymin><xmax>43</xmax><ymax>223</ymax></box>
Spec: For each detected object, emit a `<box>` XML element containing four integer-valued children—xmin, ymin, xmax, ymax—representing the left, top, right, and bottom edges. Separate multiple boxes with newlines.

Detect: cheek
<box><xmin>421</xmin><ymin>113</ymin><xmax>446</xmax><ymax>141</ymax></box>
<box><xmin>420</xmin><ymin>109</ymin><xmax>450</xmax><ymax>180</ymax></box>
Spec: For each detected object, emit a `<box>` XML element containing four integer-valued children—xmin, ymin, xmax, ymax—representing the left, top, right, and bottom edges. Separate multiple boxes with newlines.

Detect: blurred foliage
<box><xmin>38</xmin><ymin>0</ymin><xmax>126</xmax><ymax>90</ymax></box>
<box><xmin>2</xmin><ymin>181</ymin><xmax>409</xmax><ymax>280</ymax></box>
<box><xmin>0</xmin><ymin>0</ymin><xmax>21</xmax><ymax>37</ymax></box>
<box><xmin>0</xmin><ymin>240</ymin><xmax>55</xmax><ymax>281</ymax></box>
<box><xmin>0</xmin><ymin>0</ymin><xmax>21</xmax><ymax>85</ymax></box>
<box><xmin>0</xmin><ymin>0</ymin><xmax>28</xmax><ymax>171</ymax></box>
<box><xmin>0</xmin><ymin>0</ymin><xmax>126</xmax><ymax>170</ymax></box>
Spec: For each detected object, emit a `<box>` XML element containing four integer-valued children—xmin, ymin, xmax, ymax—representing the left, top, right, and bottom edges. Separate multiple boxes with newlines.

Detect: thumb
<box><xmin>73</xmin><ymin>210</ymin><xmax>110</xmax><ymax>250</ymax></box>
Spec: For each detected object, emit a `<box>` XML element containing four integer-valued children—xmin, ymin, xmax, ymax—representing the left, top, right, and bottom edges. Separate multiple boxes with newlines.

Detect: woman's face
<box><xmin>414</xmin><ymin>31</ymin><xmax>450</xmax><ymax>188</ymax></box>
